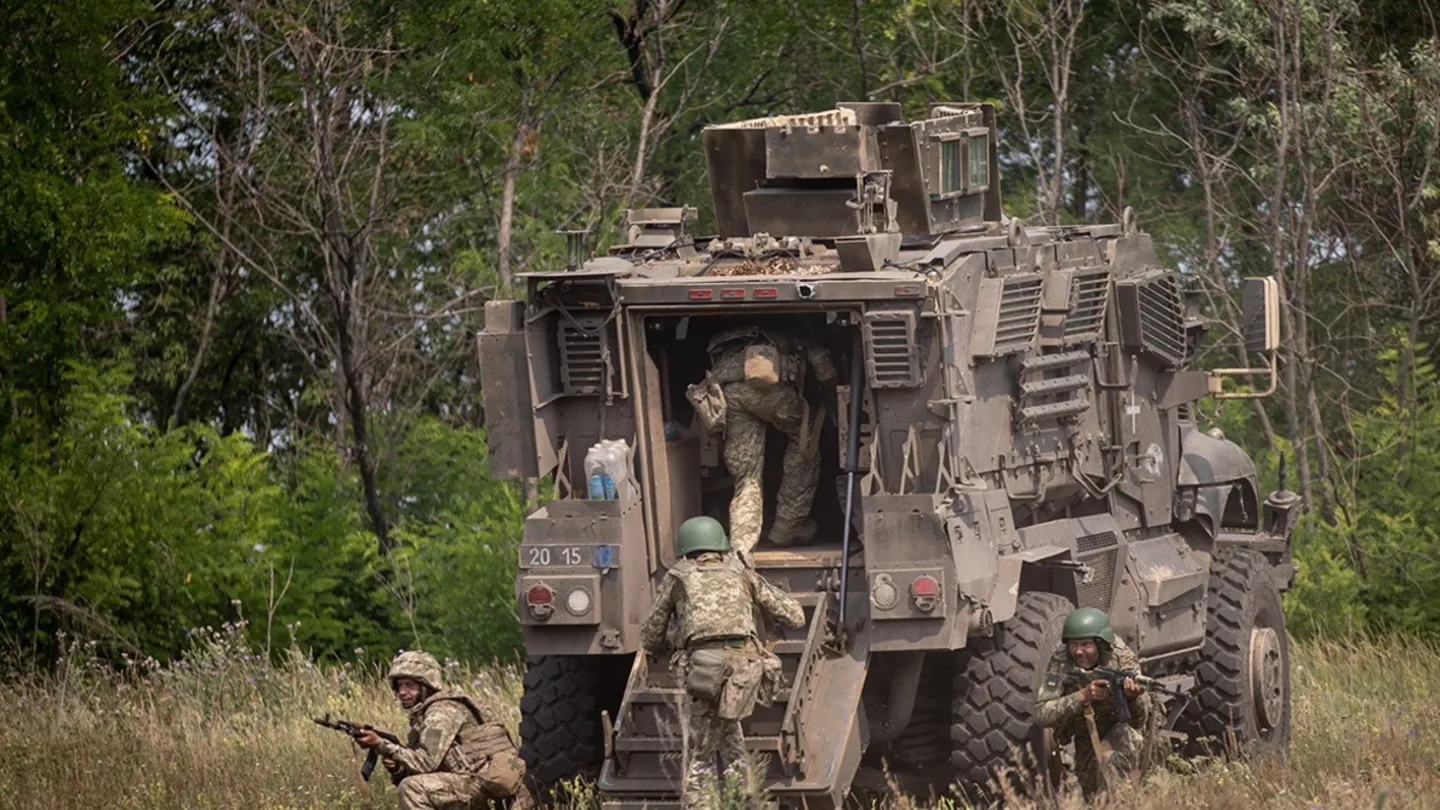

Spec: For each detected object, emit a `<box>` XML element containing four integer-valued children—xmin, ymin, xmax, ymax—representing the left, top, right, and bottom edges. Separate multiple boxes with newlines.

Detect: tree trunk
<box><xmin>497</xmin><ymin>121</ymin><xmax>529</xmax><ymax>291</ymax></box>
<box><xmin>623</xmin><ymin>75</ymin><xmax>660</xmax><ymax>216</ymax></box>
<box><xmin>336</xmin><ymin>295</ymin><xmax>392</xmax><ymax>556</ymax></box>
<box><xmin>170</xmin><ymin>269</ymin><xmax>224</xmax><ymax>430</ymax></box>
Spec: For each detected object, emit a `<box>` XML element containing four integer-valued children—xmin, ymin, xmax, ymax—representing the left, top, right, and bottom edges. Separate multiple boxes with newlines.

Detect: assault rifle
<box><xmin>1063</xmin><ymin>666</ymin><xmax>1192</xmax><ymax>725</ymax></box>
<box><xmin>313</xmin><ymin>713</ymin><xmax>403</xmax><ymax>781</ymax></box>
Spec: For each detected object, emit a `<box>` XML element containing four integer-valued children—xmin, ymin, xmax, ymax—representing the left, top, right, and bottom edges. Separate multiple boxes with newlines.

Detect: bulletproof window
<box><xmin>940</xmin><ymin>138</ymin><xmax>962</xmax><ymax>195</ymax></box>
<box><xmin>968</xmin><ymin>134</ymin><xmax>989</xmax><ymax>189</ymax></box>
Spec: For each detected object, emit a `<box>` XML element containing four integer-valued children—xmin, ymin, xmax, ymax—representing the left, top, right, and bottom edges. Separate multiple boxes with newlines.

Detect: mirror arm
<box><xmin>1206</xmin><ymin>352</ymin><xmax>1278</xmax><ymax>400</ymax></box>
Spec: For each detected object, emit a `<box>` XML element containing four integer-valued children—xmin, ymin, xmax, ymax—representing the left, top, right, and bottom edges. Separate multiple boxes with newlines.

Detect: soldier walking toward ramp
<box><xmin>686</xmin><ymin>326</ymin><xmax>836</xmax><ymax>554</ymax></box>
<box><xmin>355</xmin><ymin>651</ymin><xmax>534</xmax><ymax>810</ymax></box>
<box><xmin>1034</xmin><ymin>609</ymin><xmax>1156</xmax><ymax>800</ymax></box>
<box><xmin>641</xmin><ymin>516</ymin><xmax>807</xmax><ymax>810</ymax></box>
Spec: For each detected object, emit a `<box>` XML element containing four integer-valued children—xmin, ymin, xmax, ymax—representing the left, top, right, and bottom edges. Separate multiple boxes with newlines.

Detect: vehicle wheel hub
<box><xmin>1249</xmin><ymin>626</ymin><xmax>1283</xmax><ymax>730</ymax></box>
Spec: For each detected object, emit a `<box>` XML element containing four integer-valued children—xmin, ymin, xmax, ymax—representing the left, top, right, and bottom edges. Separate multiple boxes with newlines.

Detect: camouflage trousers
<box><xmin>1071</xmin><ymin>718</ymin><xmax>1145</xmax><ymax>799</ymax></box>
<box><xmin>397</xmin><ymin>772</ymin><xmax>535</xmax><ymax>810</ymax></box>
<box><xmin>679</xmin><ymin>693</ymin><xmax>750</xmax><ymax>810</ymax></box>
<box><xmin>721</xmin><ymin>381</ymin><xmax>820</xmax><ymax>554</ymax></box>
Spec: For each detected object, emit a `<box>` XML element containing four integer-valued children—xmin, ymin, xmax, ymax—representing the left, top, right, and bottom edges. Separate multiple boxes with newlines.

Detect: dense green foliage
<box><xmin>1</xmin><ymin>0</ymin><xmax>1438</xmax><ymax>666</ymax></box>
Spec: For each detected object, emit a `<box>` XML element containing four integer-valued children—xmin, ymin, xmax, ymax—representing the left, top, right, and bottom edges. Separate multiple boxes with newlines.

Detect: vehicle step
<box><xmin>629</xmin><ymin>688</ymin><xmax>793</xmax><ymax>703</ymax></box>
<box><xmin>615</xmin><ymin>735</ymin><xmax>784</xmax><ymax>753</ymax></box>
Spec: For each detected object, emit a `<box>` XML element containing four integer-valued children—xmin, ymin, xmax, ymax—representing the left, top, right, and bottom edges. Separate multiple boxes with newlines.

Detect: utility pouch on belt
<box><xmin>686</xmin><ymin>648</ymin><xmax>729</xmax><ymax>702</ymax></box>
<box><xmin>686</xmin><ymin>380</ymin><xmax>727</xmax><ymax>434</ymax></box>
<box><xmin>757</xmin><ymin>649</ymin><xmax>784</xmax><ymax>707</ymax></box>
<box><xmin>719</xmin><ymin>655</ymin><xmax>764</xmax><ymax>720</ymax></box>
<box><xmin>743</xmin><ymin>344</ymin><xmax>781</xmax><ymax>388</ymax></box>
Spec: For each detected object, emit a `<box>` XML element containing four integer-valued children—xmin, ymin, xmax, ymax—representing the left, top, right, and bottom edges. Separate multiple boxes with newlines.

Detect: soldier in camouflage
<box><xmin>356</xmin><ymin>651</ymin><xmax>534</xmax><ymax>810</ymax></box>
<box><xmin>685</xmin><ymin>326</ymin><xmax>836</xmax><ymax>554</ymax></box>
<box><xmin>1034</xmin><ymin>608</ymin><xmax>1155</xmax><ymax>800</ymax></box>
<box><xmin>641</xmin><ymin>516</ymin><xmax>807</xmax><ymax>810</ymax></box>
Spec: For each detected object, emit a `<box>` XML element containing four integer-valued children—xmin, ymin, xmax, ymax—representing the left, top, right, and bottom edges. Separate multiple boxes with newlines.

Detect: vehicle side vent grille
<box><xmin>1075</xmin><ymin>531</ymin><xmax>1119</xmax><ymax>610</ymax></box>
<box><xmin>1062</xmin><ymin>268</ymin><xmax>1111</xmax><ymax>343</ymax></box>
<box><xmin>864</xmin><ymin>309</ymin><xmax>922</xmax><ymax>388</ymax></box>
<box><xmin>558</xmin><ymin>315</ymin><xmax>607</xmax><ymax>394</ymax></box>
<box><xmin>1117</xmin><ymin>271</ymin><xmax>1187</xmax><ymax>367</ymax></box>
<box><xmin>993</xmin><ymin>274</ymin><xmax>1044</xmax><ymax>355</ymax></box>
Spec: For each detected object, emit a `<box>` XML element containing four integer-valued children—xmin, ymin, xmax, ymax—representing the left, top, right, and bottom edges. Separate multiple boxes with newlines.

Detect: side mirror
<box><xmin>1242</xmin><ymin>277</ymin><xmax>1280</xmax><ymax>353</ymax></box>
<box><xmin>1207</xmin><ymin>276</ymin><xmax>1282</xmax><ymax>400</ymax></box>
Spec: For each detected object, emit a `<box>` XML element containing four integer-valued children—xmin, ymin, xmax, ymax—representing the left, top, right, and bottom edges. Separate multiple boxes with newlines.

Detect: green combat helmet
<box><xmin>676</xmin><ymin>516</ymin><xmax>730</xmax><ymax>557</ymax></box>
<box><xmin>1062</xmin><ymin>607</ymin><xmax>1115</xmax><ymax>646</ymax></box>
<box><xmin>388</xmin><ymin>650</ymin><xmax>444</xmax><ymax>692</ymax></box>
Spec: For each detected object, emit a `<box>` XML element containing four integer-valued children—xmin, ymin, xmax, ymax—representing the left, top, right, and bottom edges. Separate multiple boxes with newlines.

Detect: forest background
<box><xmin>2</xmin><ymin>0</ymin><xmax>1438</xmax><ymax>672</ymax></box>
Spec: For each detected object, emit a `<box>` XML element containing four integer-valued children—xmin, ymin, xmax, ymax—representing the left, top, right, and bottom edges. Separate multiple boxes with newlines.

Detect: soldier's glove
<box><xmin>686</xmin><ymin>380</ymin><xmax>727</xmax><ymax>434</ymax></box>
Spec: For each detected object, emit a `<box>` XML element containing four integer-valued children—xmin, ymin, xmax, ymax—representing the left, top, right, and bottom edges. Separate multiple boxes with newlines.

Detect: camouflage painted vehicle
<box><xmin>477</xmin><ymin>102</ymin><xmax>1301</xmax><ymax>808</ymax></box>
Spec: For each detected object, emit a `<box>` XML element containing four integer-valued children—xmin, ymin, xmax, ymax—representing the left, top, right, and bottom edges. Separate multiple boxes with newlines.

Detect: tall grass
<box><xmin>1</xmin><ymin>629</ymin><xmax>1434</xmax><ymax>809</ymax></box>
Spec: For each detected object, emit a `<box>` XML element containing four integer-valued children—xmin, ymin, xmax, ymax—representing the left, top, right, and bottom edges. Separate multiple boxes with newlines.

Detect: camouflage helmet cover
<box><xmin>676</xmin><ymin>516</ymin><xmax>729</xmax><ymax>556</ymax></box>
<box><xmin>1062</xmin><ymin>607</ymin><xmax>1116</xmax><ymax>646</ymax></box>
<box><xmin>388</xmin><ymin>650</ymin><xmax>444</xmax><ymax>692</ymax></box>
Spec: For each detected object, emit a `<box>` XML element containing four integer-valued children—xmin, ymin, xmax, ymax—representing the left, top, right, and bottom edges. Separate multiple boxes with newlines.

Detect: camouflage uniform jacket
<box><xmin>379</xmin><ymin>691</ymin><xmax>522</xmax><ymax>782</ymax></box>
<box><xmin>1033</xmin><ymin>636</ymin><xmax>1152</xmax><ymax>732</ymax></box>
<box><xmin>641</xmin><ymin>552</ymin><xmax>806</xmax><ymax>654</ymax></box>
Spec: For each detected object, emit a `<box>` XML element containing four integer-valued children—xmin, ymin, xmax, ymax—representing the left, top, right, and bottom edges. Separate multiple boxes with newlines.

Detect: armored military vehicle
<box><xmin>477</xmin><ymin>102</ymin><xmax>1301</xmax><ymax>807</ymax></box>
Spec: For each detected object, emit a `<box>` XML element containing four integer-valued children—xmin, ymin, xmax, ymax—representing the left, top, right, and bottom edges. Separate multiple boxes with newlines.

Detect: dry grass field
<box><xmin>1</xmin><ymin>624</ymin><xmax>1435</xmax><ymax>810</ymax></box>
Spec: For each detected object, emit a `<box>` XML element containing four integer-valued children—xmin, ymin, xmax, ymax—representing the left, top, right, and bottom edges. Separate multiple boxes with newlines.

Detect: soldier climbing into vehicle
<box><xmin>684</xmin><ymin>325</ymin><xmax>837</xmax><ymax>555</ymax></box>
<box><xmin>1034</xmin><ymin>608</ymin><xmax>1156</xmax><ymax>800</ymax></box>
<box><xmin>640</xmin><ymin>516</ymin><xmax>807</xmax><ymax>810</ymax></box>
<box><xmin>355</xmin><ymin>650</ymin><xmax>534</xmax><ymax>810</ymax></box>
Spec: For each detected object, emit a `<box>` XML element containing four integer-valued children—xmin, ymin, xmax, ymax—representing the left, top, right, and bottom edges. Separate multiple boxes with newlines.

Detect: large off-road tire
<box><xmin>950</xmin><ymin>591</ymin><xmax>1073</xmax><ymax>800</ymax></box>
<box><xmin>1177</xmin><ymin>548</ymin><xmax>1291</xmax><ymax>758</ymax></box>
<box><xmin>518</xmin><ymin>656</ymin><xmax>604</xmax><ymax>799</ymax></box>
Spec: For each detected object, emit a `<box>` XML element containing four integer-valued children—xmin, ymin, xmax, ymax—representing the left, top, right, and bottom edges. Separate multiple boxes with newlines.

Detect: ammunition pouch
<box><xmin>685</xmin><ymin>648</ymin><xmax>729</xmax><ymax>702</ymax></box>
<box><xmin>718</xmin><ymin>654</ymin><xmax>765</xmax><ymax>721</ymax></box>
<box><xmin>686</xmin><ymin>380</ymin><xmax>727</xmax><ymax>434</ymax></box>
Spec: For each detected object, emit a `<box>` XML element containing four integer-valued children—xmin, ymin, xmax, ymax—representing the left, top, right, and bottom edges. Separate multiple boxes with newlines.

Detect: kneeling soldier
<box><xmin>357</xmin><ymin>651</ymin><xmax>534</xmax><ymax>810</ymax></box>
<box><xmin>1034</xmin><ymin>608</ymin><xmax>1155</xmax><ymax>799</ymax></box>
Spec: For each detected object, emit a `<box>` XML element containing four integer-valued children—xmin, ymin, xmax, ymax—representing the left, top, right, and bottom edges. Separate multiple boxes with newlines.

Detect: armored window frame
<box><xmin>940</xmin><ymin>138</ymin><xmax>962</xmax><ymax>195</ymax></box>
<box><xmin>967</xmin><ymin>133</ymin><xmax>989</xmax><ymax>191</ymax></box>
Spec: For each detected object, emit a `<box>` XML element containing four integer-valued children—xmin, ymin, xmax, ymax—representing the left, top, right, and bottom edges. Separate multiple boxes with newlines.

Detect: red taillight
<box><xmin>526</xmin><ymin>584</ymin><xmax>554</xmax><ymax>605</ymax></box>
<box><xmin>753</xmin><ymin>288</ymin><xmax>778</xmax><ymax>299</ymax></box>
<box><xmin>689</xmin><ymin>289</ymin><xmax>713</xmax><ymax>300</ymax></box>
<box><xmin>912</xmin><ymin>575</ymin><xmax>939</xmax><ymax>597</ymax></box>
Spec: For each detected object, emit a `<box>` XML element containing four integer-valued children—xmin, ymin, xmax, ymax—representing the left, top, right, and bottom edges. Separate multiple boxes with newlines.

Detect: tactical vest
<box><xmin>672</xmin><ymin>553</ymin><xmax>758</xmax><ymax>645</ymax></box>
<box><xmin>410</xmin><ymin>691</ymin><xmax>520</xmax><ymax>777</ymax></box>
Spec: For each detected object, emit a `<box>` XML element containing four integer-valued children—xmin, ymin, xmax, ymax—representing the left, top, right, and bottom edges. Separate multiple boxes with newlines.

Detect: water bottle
<box><xmin>584</xmin><ymin>442</ymin><xmax>608</xmax><ymax>500</ymax></box>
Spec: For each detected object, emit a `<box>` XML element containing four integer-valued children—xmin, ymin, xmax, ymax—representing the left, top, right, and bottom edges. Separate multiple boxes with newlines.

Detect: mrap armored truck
<box><xmin>477</xmin><ymin>102</ymin><xmax>1301</xmax><ymax>807</ymax></box>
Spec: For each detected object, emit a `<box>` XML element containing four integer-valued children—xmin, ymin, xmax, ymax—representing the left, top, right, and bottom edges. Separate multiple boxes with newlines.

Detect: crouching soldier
<box><xmin>357</xmin><ymin>651</ymin><xmax>534</xmax><ymax>810</ymax></box>
<box><xmin>1034</xmin><ymin>609</ymin><xmax>1155</xmax><ymax>800</ymax></box>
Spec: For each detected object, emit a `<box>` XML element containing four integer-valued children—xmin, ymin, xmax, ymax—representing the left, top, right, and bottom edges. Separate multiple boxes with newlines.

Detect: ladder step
<box><xmin>1019</xmin><ymin>373</ymin><xmax>1089</xmax><ymax>398</ymax></box>
<box><xmin>615</xmin><ymin>735</ymin><xmax>784</xmax><ymax>753</ymax></box>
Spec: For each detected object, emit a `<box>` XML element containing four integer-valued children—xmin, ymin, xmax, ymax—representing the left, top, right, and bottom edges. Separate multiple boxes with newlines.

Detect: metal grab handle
<box><xmin>837</xmin><ymin>332</ymin><xmax>864</xmax><ymax>631</ymax></box>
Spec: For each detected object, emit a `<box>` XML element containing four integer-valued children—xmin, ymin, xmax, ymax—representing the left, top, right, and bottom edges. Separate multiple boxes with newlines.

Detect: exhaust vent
<box><xmin>558</xmin><ymin>315</ymin><xmax>608</xmax><ymax>394</ymax></box>
<box><xmin>973</xmin><ymin>273</ymin><xmax>1043</xmax><ymax>358</ymax></box>
<box><xmin>1062</xmin><ymin>268</ymin><xmax>1111</xmax><ymax>343</ymax></box>
<box><xmin>1116</xmin><ymin>270</ymin><xmax>1187</xmax><ymax>367</ymax></box>
<box><xmin>864</xmin><ymin>309</ymin><xmax>922</xmax><ymax>388</ymax></box>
